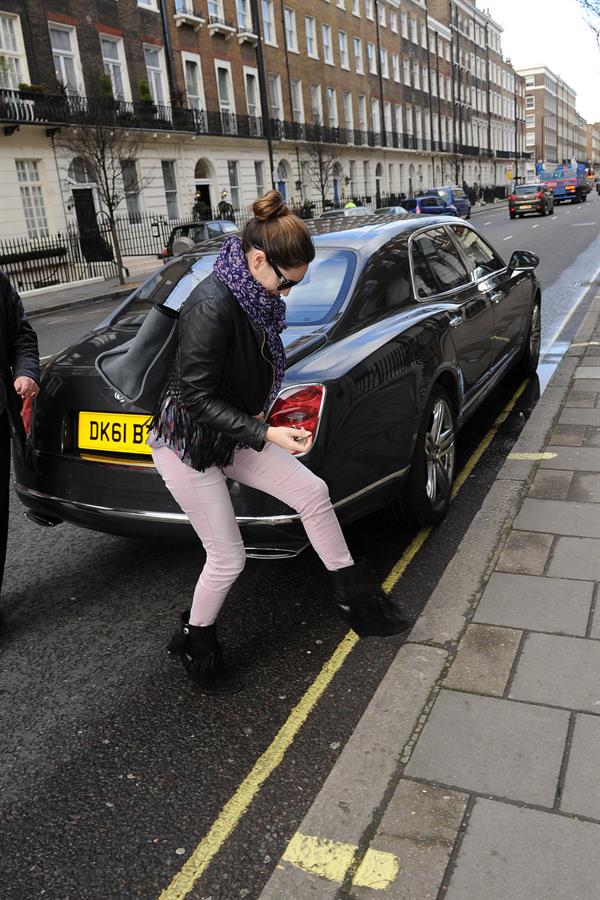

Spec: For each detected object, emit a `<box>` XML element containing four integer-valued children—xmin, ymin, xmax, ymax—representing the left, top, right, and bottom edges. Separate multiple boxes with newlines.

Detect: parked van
<box><xmin>423</xmin><ymin>186</ymin><xmax>471</xmax><ymax>219</ymax></box>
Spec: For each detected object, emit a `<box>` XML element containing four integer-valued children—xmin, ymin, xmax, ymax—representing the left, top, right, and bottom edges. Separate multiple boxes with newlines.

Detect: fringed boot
<box><xmin>168</xmin><ymin>611</ymin><xmax>242</xmax><ymax>694</ymax></box>
<box><xmin>330</xmin><ymin>562</ymin><xmax>413</xmax><ymax>638</ymax></box>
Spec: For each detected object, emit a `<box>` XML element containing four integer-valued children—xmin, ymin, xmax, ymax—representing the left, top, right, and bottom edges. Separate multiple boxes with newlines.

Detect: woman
<box><xmin>149</xmin><ymin>191</ymin><xmax>411</xmax><ymax>694</ymax></box>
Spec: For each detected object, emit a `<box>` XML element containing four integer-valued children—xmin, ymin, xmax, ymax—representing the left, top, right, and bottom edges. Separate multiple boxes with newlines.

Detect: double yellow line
<box><xmin>159</xmin><ymin>379</ymin><xmax>527</xmax><ymax>900</ymax></box>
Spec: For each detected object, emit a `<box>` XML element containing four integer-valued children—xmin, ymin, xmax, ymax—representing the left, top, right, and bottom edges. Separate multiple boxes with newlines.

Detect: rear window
<box><xmin>453</xmin><ymin>188</ymin><xmax>466</xmax><ymax>199</ymax></box>
<box><xmin>515</xmin><ymin>184</ymin><xmax>541</xmax><ymax>194</ymax></box>
<box><xmin>403</xmin><ymin>198</ymin><xmax>417</xmax><ymax>210</ymax></box>
<box><xmin>110</xmin><ymin>248</ymin><xmax>356</xmax><ymax>328</ymax></box>
<box><xmin>434</xmin><ymin>189</ymin><xmax>450</xmax><ymax>202</ymax></box>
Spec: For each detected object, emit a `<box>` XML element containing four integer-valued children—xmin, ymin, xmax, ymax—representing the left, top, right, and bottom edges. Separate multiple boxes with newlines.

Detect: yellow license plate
<box><xmin>78</xmin><ymin>412</ymin><xmax>152</xmax><ymax>455</ymax></box>
<box><xmin>520</xmin><ymin>204</ymin><xmax>532</xmax><ymax>209</ymax></box>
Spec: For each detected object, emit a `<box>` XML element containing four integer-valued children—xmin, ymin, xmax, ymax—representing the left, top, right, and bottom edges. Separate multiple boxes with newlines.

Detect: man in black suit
<box><xmin>0</xmin><ymin>272</ymin><xmax>40</xmax><ymax>634</ymax></box>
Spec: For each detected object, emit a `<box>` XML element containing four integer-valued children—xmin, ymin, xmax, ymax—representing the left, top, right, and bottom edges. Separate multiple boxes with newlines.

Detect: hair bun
<box><xmin>251</xmin><ymin>190</ymin><xmax>290</xmax><ymax>222</ymax></box>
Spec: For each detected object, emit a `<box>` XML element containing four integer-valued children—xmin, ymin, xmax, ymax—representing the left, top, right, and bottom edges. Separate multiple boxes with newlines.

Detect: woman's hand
<box><xmin>266</xmin><ymin>426</ymin><xmax>313</xmax><ymax>454</ymax></box>
<box><xmin>14</xmin><ymin>376</ymin><xmax>38</xmax><ymax>400</ymax></box>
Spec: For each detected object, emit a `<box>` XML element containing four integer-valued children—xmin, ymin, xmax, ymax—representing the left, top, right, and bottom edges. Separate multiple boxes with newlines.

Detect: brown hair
<box><xmin>241</xmin><ymin>190</ymin><xmax>315</xmax><ymax>268</ymax></box>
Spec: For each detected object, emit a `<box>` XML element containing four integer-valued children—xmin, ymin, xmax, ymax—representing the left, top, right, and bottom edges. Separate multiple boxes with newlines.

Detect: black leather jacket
<box><xmin>152</xmin><ymin>272</ymin><xmax>274</xmax><ymax>471</ymax></box>
<box><xmin>0</xmin><ymin>273</ymin><xmax>39</xmax><ymax>454</ymax></box>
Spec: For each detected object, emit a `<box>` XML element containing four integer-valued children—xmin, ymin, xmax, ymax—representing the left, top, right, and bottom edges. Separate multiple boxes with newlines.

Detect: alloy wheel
<box><xmin>529</xmin><ymin>303</ymin><xmax>541</xmax><ymax>361</ymax></box>
<box><xmin>424</xmin><ymin>398</ymin><xmax>456</xmax><ymax>505</ymax></box>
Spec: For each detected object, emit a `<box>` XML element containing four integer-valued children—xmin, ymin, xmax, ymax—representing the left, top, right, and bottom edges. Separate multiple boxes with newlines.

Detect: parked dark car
<box><xmin>402</xmin><ymin>196</ymin><xmax>459</xmax><ymax>216</ymax></box>
<box><xmin>372</xmin><ymin>205</ymin><xmax>409</xmax><ymax>217</ymax></box>
<box><xmin>423</xmin><ymin>186</ymin><xmax>471</xmax><ymax>219</ymax></box>
<box><xmin>162</xmin><ymin>220</ymin><xmax>239</xmax><ymax>260</ymax></box>
<box><xmin>15</xmin><ymin>217</ymin><xmax>541</xmax><ymax>558</ymax></box>
<box><xmin>508</xmin><ymin>184</ymin><xmax>554</xmax><ymax>219</ymax></box>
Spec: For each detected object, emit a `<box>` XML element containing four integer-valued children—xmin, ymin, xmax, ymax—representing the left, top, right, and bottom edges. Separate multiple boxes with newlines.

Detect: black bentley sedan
<box><xmin>14</xmin><ymin>216</ymin><xmax>541</xmax><ymax>558</ymax></box>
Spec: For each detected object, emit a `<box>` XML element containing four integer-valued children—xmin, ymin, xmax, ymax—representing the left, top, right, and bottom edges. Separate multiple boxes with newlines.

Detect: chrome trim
<box><xmin>16</xmin><ymin>464</ymin><xmax>409</xmax><ymax>527</ymax></box>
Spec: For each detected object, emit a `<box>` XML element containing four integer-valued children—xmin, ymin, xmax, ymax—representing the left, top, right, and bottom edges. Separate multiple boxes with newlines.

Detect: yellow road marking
<box><xmin>159</xmin><ymin>632</ymin><xmax>358</xmax><ymax>900</ymax></box>
<box><xmin>508</xmin><ymin>451</ymin><xmax>557</xmax><ymax>460</ymax></box>
<box><xmin>158</xmin><ymin>379</ymin><xmax>528</xmax><ymax>898</ymax></box>
<box><xmin>282</xmin><ymin>833</ymin><xmax>399</xmax><ymax>889</ymax></box>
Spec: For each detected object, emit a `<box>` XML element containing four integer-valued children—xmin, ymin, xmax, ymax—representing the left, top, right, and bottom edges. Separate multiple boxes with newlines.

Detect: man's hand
<box><xmin>14</xmin><ymin>376</ymin><xmax>39</xmax><ymax>400</ymax></box>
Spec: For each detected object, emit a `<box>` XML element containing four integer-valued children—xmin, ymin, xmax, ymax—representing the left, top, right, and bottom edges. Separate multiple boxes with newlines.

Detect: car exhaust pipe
<box><xmin>25</xmin><ymin>511</ymin><xmax>63</xmax><ymax>528</ymax></box>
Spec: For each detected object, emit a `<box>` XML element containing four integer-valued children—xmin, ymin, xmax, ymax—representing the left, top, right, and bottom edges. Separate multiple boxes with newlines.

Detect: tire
<box><xmin>509</xmin><ymin>212</ymin><xmax>516</xmax><ymax>220</ymax></box>
<box><xmin>398</xmin><ymin>385</ymin><xmax>457</xmax><ymax>527</ymax></box>
<box><xmin>516</xmin><ymin>300</ymin><xmax>541</xmax><ymax>376</ymax></box>
<box><xmin>518</xmin><ymin>213</ymin><xmax>524</xmax><ymax>218</ymax></box>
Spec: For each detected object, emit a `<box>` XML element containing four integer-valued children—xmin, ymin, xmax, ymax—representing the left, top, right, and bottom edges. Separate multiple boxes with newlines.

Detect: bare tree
<box><xmin>304</xmin><ymin>121</ymin><xmax>341</xmax><ymax>206</ymax></box>
<box><xmin>58</xmin><ymin>124</ymin><xmax>153</xmax><ymax>283</ymax></box>
<box><xmin>577</xmin><ymin>0</ymin><xmax>600</xmax><ymax>48</ymax></box>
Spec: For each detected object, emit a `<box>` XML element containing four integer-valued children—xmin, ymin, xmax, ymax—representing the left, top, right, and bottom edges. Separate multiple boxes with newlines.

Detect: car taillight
<box><xmin>267</xmin><ymin>384</ymin><xmax>324</xmax><ymax>454</ymax></box>
<box><xmin>415</xmin><ymin>207</ymin><xmax>422</xmax><ymax>214</ymax></box>
<box><xmin>20</xmin><ymin>396</ymin><xmax>32</xmax><ymax>436</ymax></box>
<box><xmin>508</xmin><ymin>194</ymin><xmax>516</xmax><ymax>201</ymax></box>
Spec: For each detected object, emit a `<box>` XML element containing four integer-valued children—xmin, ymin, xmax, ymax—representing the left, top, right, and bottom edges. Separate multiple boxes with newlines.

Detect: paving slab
<box><xmin>444</xmin><ymin>624</ymin><xmax>521</xmax><ymax>696</ymax></box>
<box><xmin>583</xmin><ymin>429</ymin><xmax>600</xmax><ymax>447</ymax></box>
<box><xmin>474</xmin><ymin>572</ymin><xmax>593</xmax><ymax>636</ymax></box>
<box><xmin>560</xmin><ymin>714</ymin><xmax>600</xmax><ymax>820</ymax></box>
<box><xmin>528</xmin><ymin>470</ymin><xmax>573</xmax><ymax>501</ymax></box>
<box><xmin>496</xmin><ymin>529</ymin><xmax>554</xmax><ymax>573</ymax></box>
<box><xmin>445</xmin><ymin>799</ymin><xmax>600</xmax><ymax>900</ymax></box>
<box><xmin>350</xmin><ymin>781</ymin><xmax>468</xmax><ymax>900</ymax></box>
<box><xmin>405</xmin><ymin>690</ymin><xmax>568</xmax><ymax>806</ymax></box>
<box><xmin>570</xmin><ymin>378</ymin><xmax>600</xmax><ymax>391</ymax></box>
<box><xmin>510</xmin><ymin>632</ymin><xmax>600</xmax><ymax>711</ymax></box>
<box><xmin>547</xmin><ymin>536</ymin><xmax>600</xmax><ymax>581</ymax></box>
<box><xmin>559</xmin><ymin>407</ymin><xmax>600</xmax><ymax>426</ymax></box>
<box><xmin>574</xmin><ymin>366</ymin><xmax>600</xmax><ymax>378</ymax></box>
<box><xmin>548</xmin><ymin>428</ymin><xmax>584</xmax><ymax>446</ymax></box>
<box><xmin>569</xmin><ymin>471</ymin><xmax>600</xmax><ymax>502</ymax></box>
<box><xmin>564</xmin><ymin>394</ymin><xmax>596</xmax><ymax>408</ymax></box>
<box><xmin>514</xmin><ymin>497</ymin><xmax>600</xmax><ymax>538</ymax></box>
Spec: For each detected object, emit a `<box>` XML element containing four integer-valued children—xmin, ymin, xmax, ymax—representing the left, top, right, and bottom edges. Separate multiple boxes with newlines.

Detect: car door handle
<box><xmin>488</xmin><ymin>291</ymin><xmax>503</xmax><ymax>304</ymax></box>
<box><xmin>449</xmin><ymin>315</ymin><xmax>462</xmax><ymax>328</ymax></box>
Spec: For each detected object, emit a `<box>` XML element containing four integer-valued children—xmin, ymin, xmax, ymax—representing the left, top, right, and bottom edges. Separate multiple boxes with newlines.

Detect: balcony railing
<box><xmin>174</xmin><ymin>0</ymin><xmax>205</xmax><ymax>30</ymax></box>
<box><xmin>0</xmin><ymin>90</ymin><xmax>529</xmax><ymax>162</ymax></box>
<box><xmin>207</xmin><ymin>14</ymin><xmax>236</xmax><ymax>36</ymax></box>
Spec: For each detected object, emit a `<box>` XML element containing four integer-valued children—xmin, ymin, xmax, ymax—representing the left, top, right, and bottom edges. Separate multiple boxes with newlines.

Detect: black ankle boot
<box><xmin>330</xmin><ymin>562</ymin><xmax>413</xmax><ymax>638</ymax></box>
<box><xmin>168</xmin><ymin>612</ymin><xmax>242</xmax><ymax>694</ymax></box>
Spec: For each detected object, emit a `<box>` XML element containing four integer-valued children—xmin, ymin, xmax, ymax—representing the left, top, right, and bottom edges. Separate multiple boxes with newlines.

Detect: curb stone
<box><xmin>259</xmin><ymin>288</ymin><xmax>600</xmax><ymax>900</ymax></box>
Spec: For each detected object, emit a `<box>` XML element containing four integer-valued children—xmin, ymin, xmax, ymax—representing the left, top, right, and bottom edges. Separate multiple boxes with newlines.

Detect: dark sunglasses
<box><xmin>266</xmin><ymin>255</ymin><xmax>303</xmax><ymax>291</ymax></box>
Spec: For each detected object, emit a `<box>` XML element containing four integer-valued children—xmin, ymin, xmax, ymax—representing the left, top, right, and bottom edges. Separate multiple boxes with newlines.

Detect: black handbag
<box><xmin>95</xmin><ymin>302</ymin><xmax>179</xmax><ymax>412</ymax></box>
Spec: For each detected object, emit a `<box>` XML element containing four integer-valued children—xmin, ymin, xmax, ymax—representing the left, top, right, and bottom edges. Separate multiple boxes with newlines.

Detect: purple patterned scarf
<box><xmin>213</xmin><ymin>235</ymin><xmax>286</xmax><ymax>411</ymax></box>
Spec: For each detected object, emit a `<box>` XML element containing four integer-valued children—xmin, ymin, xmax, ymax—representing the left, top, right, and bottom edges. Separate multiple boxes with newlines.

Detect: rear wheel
<box><xmin>516</xmin><ymin>300</ymin><xmax>541</xmax><ymax>376</ymax></box>
<box><xmin>397</xmin><ymin>386</ymin><xmax>456</xmax><ymax>527</ymax></box>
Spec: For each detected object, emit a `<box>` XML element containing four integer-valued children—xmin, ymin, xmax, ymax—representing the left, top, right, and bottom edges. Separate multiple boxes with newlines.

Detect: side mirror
<box><xmin>508</xmin><ymin>250</ymin><xmax>539</xmax><ymax>271</ymax></box>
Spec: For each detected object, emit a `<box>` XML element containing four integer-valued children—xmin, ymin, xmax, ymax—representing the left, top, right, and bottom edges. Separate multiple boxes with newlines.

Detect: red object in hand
<box><xmin>267</xmin><ymin>385</ymin><xmax>324</xmax><ymax>454</ymax></box>
<box><xmin>20</xmin><ymin>395</ymin><xmax>32</xmax><ymax>435</ymax></box>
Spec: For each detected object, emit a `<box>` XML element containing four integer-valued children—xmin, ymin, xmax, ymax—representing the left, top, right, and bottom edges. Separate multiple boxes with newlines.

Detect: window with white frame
<box><xmin>358</xmin><ymin>93</ymin><xmax>367</xmax><ymax>134</ymax></box>
<box><xmin>143</xmin><ymin>45</ymin><xmax>166</xmax><ymax>105</ymax></box>
<box><xmin>526</xmin><ymin>131</ymin><xmax>535</xmax><ymax>146</ymax></box>
<box><xmin>392</xmin><ymin>52</ymin><xmax>399</xmax><ymax>82</ymax></box>
<box><xmin>326</xmin><ymin>86</ymin><xmax>338</xmax><ymax>128</ymax></box>
<box><xmin>322</xmin><ymin>24</ymin><xmax>333</xmax><ymax>64</ymax></box>
<box><xmin>310</xmin><ymin>83</ymin><xmax>322</xmax><ymax>123</ymax></box>
<box><xmin>380</xmin><ymin>48</ymin><xmax>389</xmax><ymax>78</ymax></box>
<box><xmin>395</xmin><ymin>103</ymin><xmax>402</xmax><ymax>135</ymax></box>
<box><xmin>422</xmin><ymin>66</ymin><xmax>428</xmax><ymax>93</ymax></box>
<box><xmin>183</xmin><ymin>53</ymin><xmax>204</xmax><ymax>110</ymax></box>
<box><xmin>363</xmin><ymin>160</ymin><xmax>369</xmax><ymax>193</ymax></box>
<box><xmin>420</xmin><ymin>22</ymin><xmax>427</xmax><ymax>47</ymax></box>
<box><xmin>526</xmin><ymin>114</ymin><xmax>534</xmax><ymax>128</ymax></box>
<box><xmin>412</xmin><ymin>60</ymin><xmax>420</xmax><ymax>90</ymax></box>
<box><xmin>446</xmin><ymin>76</ymin><xmax>451</xmax><ymax>98</ymax></box>
<box><xmin>227</xmin><ymin>159</ymin><xmax>240</xmax><ymax>209</ymax></box>
<box><xmin>353</xmin><ymin>36</ymin><xmax>363</xmax><ymax>73</ymax></box>
<box><xmin>405</xmin><ymin>104</ymin><xmax>413</xmax><ymax>134</ymax></box>
<box><xmin>410</xmin><ymin>17</ymin><xmax>417</xmax><ymax>42</ymax></box>
<box><xmin>525</xmin><ymin>75</ymin><xmax>534</xmax><ymax>88</ymax></box>
<box><xmin>16</xmin><ymin>160</ymin><xmax>48</xmax><ymax>239</ymax></box>
<box><xmin>305</xmin><ymin>17</ymin><xmax>318</xmax><ymax>58</ymax></box>
<box><xmin>236</xmin><ymin>0</ymin><xmax>252</xmax><ymax>32</ymax></box>
<box><xmin>526</xmin><ymin>95</ymin><xmax>535</xmax><ymax>109</ymax></box>
<box><xmin>161</xmin><ymin>160</ymin><xmax>178</xmax><ymax>218</ymax></box>
<box><xmin>365</xmin><ymin>0</ymin><xmax>374</xmax><ymax>20</ymax></box>
<box><xmin>367</xmin><ymin>42</ymin><xmax>376</xmax><ymax>74</ymax></box>
<box><xmin>352</xmin><ymin>0</ymin><xmax>360</xmax><ymax>13</ymax></box>
<box><xmin>290</xmin><ymin>77</ymin><xmax>304</xmax><ymax>122</ymax></box>
<box><xmin>338</xmin><ymin>31</ymin><xmax>349</xmax><ymax>69</ymax></box>
<box><xmin>49</xmin><ymin>24</ymin><xmax>83</xmax><ymax>95</ymax></box>
<box><xmin>268</xmin><ymin>72</ymin><xmax>282</xmax><ymax>119</ymax></box>
<box><xmin>371</xmin><ymin>98</ymin><xmax>380</xmax><ymax>134</ymax></box>
<box><xmin>137</xmin><ymin>0</ymin><xmax>158</xmax><ymax>9</ymax></box>
<box><xmin>403</xmin><ymin>57</ymin><xmax>410</xmax><ymax>86</ymax></box>
<box><xmin>0</xmin><ymin>13</ymin><xmax>27</xmax><ymax>89</ymax></box>
<box><xmin>216</xmin><ymin>63</ymin><xmax>234</xmax><ymax>114</ymax></box>
<box><xmin>120</xmin><ymin>159</ymin><xmax>142</xmax><ymax>223</ymax></box>
<box><xmin>284</xmin><ymin>7</ymin><xmax>298</xmax><ymax>51</ymax></box>
<box><xmin>254</xmin><ymin>160</ymin><xmax>265</xmax><ymax>196</ymax></box>
<box><xmin>383</xmin><ymin>100</ymin><xmax>392</xmax><ymax>134</ymax></box>
<box><xmin>343</xmin><ymin>91</ymin><xmax>353</xmax><ymax>130</ymax></box>
<box><xmin>439</xmin><ymin>74</ymin><xmax>444</xmax><ymax>99</ymax></box>
<box><xmin>430</xmin><ymin>68</ymin><xmax>436</xmax><ymax>95</ymax></box>
<box><xmin>262</xmin><ymin>0</ymin><xmax>276</xmax><ymax>44</ymax></box>
<box><xmin>245</xmin><ymin>68</ymin><xmax>260</xmax><ymax>118</ymax></box>
<box><xmin>100</xmin><ymin>35</ymin><xmax>129</xmax><ymax>101</ymax></box>
<box><xmin>390</xmin><ymin>10</ymin><xmax>397</xmax><ymax>32</ymax></box>
<box><xmin>378</xmin><ymin>3</ymin><xmax>385</xmax><ymax>26</ymax></box>
<box><xmin>207</xmin><ymin>0</ymin><xmax>221</xmax><ymax>18</ymax></box>
<box><xmin>337</xmin><ymin>0</ymin><xmax>345</xmax><ymax>8</ymax></box>
<box><xmin>400</xmin><ymin>11</ymin><xmax>408</xmax><ymax>38</ymax></box>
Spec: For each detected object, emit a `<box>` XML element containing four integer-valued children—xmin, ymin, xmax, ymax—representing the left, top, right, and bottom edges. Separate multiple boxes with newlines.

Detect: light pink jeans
<box><xmin>152</xmin><ymin>443</ymin><xmax>354</xmax><ymax>626</ymax></box>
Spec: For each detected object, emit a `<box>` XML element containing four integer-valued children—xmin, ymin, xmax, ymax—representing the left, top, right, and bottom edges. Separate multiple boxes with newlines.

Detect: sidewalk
<box><xmin>260</xmin><ymin>289</ymin><xmax>600</xmax><ymax>900</ymax></box>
